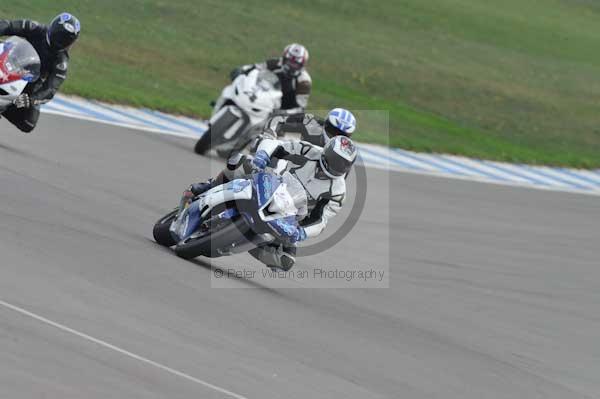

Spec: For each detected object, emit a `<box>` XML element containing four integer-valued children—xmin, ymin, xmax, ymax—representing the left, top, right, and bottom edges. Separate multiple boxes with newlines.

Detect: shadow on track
<box><xmin>0</xmin><ymin>142</ymin><xmax>32</xmax><ymax>158</ymax></box>
<box><xmin>189</xmin><ymin>257</ymin><xmax>290</xmax><ymax>297</ymax></box>
<box><xmin>146</xmin><ymin>237</ymin><xmax>289</xmax><ymax>296</ymax></box>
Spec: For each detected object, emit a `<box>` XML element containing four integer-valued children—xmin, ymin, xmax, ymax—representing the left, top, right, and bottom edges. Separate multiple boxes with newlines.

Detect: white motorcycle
<box><xmin>194</xmin><ymin>68</ymin><xmax>282</xmax><ymax>157</ymax></box>
<box><xmin>0</xmin><ymin>37</ymin><xmax>41</xmax><ymax>112</ymax></box>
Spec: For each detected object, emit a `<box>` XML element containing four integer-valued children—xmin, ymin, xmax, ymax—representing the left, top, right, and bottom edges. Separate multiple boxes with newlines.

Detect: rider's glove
<box><xmin>252</xmin><ymin>150</ymin><xmax>270</xmax><ymax>171</ymax></box>
<box><xmin>13</xmin><ymin>93</ymin><xmax>31</xmax><ymax>109</ymax></box>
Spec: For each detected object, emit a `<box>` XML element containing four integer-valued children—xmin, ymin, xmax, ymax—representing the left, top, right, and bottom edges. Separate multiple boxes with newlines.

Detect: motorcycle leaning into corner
<box><xmin>0</xmin><ymin>36</ymin><xmax>40</xmax><ymax>112</ymax></box>
<box><xmin>193</xmin><ymin>68</ymin><xmax>282</xmax><ymax>158</ymax></box>
<box><xmin>153</xmin><ymin>170</ymin><xmax>307</xmax><ymax>265</ymax></box>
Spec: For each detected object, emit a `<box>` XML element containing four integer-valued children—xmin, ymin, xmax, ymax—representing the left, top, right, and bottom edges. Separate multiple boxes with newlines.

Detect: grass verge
<box><xmin>2</xmin><ymin>0</ymin><xmax>600</xmax><ymax>167</ymax></box>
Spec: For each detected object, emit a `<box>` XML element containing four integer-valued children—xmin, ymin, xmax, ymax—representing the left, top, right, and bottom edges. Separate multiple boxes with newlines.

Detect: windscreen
<box><xmin>257</xmin><ymin>68</ymin><xmax>281</xmax><ymax>91</ymax></box>
<box><xmin>3</xmin><ymin>37</ymin><xmax>41</xmax><ymax>82</ymax></box>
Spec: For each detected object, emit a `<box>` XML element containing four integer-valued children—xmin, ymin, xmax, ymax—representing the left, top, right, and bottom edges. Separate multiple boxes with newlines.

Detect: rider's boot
<box><xmin>180</xmin><ymin>153</ymin><xmax>249</xmax><ymax>214</ymax></box>
<box><xmin>189</xmin><ymin>178</ymin><xmax>217</xmax><ymax>196</ymax></box>
<box><xmin>249</xmin><ymin>243</ymin><xmax>297</xmax><ymax>272</ymax></box>
<box><xmin>190</xmin><ymin>168</ymin><xmax>234</xmax><ymax>196</ymax></box>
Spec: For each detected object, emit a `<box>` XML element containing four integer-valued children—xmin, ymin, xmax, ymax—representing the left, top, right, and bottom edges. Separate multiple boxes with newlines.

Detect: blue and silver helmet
<box><xmin>323</xmin><ymin>108</ymin><xmax>356</xmax><ymax>142</ymax></box>
<box><xmin>47</xmin><ymin>13</ymin><xmax>81</xmax><ymax>50</ymax></box>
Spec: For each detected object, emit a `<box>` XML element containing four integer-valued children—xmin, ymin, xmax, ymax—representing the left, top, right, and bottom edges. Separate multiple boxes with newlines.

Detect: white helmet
<box><xmin>282</xmin><ymin>43</ymin><xmax>309</xmax><ymax>77</ymax></box>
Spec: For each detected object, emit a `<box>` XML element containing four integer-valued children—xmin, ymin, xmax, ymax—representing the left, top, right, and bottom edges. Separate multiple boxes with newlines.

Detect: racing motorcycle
<box><xmin>0</xmin><ymin>36</ymin><xmax>41</xmax><ymax>112</ymax></box>
<box><xmin>193</xmin><ymin>68</ymin><xmax>282</xmax><ymax>157</ymax></box>
<box><xmin>153</xmin><ymin>170</ymin><xmax>307</xmax><ymax>260</ymax></box>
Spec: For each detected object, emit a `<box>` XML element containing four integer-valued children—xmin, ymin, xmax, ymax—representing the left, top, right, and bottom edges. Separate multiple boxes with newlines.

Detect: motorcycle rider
<box><xmin>187</xmin><ymin>107</ymin><xmax>356</xmax><ymax>195</ymax></box>
<box><xmin>261</xmin><ymin>107</ymin><xmax>356</xmax><ymax>147</ymax></box>
<box><xmin>0</xmin><ymin>13</ymin><xmax>81</xmax><ymax>133</ymax></box>
<box><xmin>230</xmin><ymin>43</ymin><xmax>311</xmax><ymax>114</ymax></box>
<box><xmin>182</xmin><ymin>134</ymin><xmax>358</xmax><ymax>270</ymax></box>
<box><xmin>248</xmin><ymin>135</ymin><xmax>358</xmax><ymax>269</ymax></box>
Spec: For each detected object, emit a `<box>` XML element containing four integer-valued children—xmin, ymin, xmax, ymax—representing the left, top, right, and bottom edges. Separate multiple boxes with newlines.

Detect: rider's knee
<box><xmin>279</xmin><ymin>251</ymin><xmax>296</xmax><ymax>271</ymax></box>
<box><xmin>249</xmin><ymin>244</ymin><xmax>296</xmax><ymax>271</ymax></box>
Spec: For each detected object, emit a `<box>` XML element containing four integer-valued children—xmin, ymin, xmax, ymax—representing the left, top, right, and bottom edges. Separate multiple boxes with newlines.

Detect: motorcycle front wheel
<box><xmin>153</xmin><ymin>209</ymin><xmax>178</xmax><ymax>247</ymax></box>
<box><xmin>194</xmin><ymin>128</ymin><xmax>212</xmax><ymax>155</ymax></box>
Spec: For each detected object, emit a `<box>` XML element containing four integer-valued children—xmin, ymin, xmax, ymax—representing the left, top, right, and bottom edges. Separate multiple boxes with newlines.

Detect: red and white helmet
<box><xmin>282</xmin><ymin>43</ymin><xmax>309</xmax><ymax>77</ymax></box>
<box><xmin>319</xmin><ymin>136</ymin><xmax>358</xmax><ymax>178</ymax></box>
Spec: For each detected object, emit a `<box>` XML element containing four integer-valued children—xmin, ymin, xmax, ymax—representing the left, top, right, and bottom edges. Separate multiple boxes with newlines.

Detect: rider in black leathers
<box><xmin>0</xmin><ymin>13</ymin><xmax>80</xmax><ymax>132</ymax></box>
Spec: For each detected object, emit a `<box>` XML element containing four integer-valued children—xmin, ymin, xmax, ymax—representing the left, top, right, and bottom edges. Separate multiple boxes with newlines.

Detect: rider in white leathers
<box><xmin>247</xmin><ymin>135</ymin><xmax>358</xmax><ymax>269</ymax></box>
<box><xmin>183</xmin><ymin>134</ymin><xmax>358</xmax><ymax>270</ymax></box>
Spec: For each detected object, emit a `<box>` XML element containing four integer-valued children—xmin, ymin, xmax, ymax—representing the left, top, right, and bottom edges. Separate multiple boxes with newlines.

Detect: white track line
<box><xmin>0</xmin><ymin>299</ymin><xmax>248</xmax><ymax>399</ymax></box>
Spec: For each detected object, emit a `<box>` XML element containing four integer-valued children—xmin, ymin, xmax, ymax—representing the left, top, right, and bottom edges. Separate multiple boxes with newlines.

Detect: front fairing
<box><xmin>218</xmin><ymin>69</ymin><xmax>282</xmax><ymax>123</ymax></box>
<box><xmin>253</xmin><ymin>172</ymin><xmax>282</xmax><ymax>209</ymax></box>
<box><xmin>252</xmin><ymin>171</ymin><xmax>307</xmax><ymax>243</ymax></box>
<box><xmin>0</xmin><ymin>37</ymin><xmax>41</xmax><ymax>110</ymax></box>
<box><xmin>170</xmin><ymin>172</ymin><xmax>305</xmax><ymax>244</ymax></box>
<box><xmin>0</xmin><ymin>37</ymin><xmax>41</xmax><ymax>84</ymax></box>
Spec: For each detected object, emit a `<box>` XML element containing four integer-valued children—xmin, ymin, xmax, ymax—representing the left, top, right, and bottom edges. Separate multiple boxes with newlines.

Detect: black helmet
<box><xmin>47</xmin><ymin>13</ymin><xmax>80</xmax><ymax>50</ymax></box>
<box><xmin>319</xmin><ymin>136</ymin><xmax>358</xmax><ymax>178</ymax></box>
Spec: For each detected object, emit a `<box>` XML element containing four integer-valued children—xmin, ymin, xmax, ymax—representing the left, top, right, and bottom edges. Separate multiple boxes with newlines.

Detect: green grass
<box><xmin>2</xmin><ymin>0</ymin><xmax>600</xmax><ymax>167</ymax></box>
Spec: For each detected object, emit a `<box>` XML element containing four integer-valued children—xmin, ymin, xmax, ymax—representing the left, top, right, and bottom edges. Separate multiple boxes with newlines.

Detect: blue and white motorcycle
<box><xmin>153</xmin><ymin>171</ymin><xmax>307</xmax><ymax>260</ymax></box>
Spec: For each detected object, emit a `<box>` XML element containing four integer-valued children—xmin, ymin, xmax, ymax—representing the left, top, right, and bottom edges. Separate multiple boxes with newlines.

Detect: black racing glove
<box><xmin>13</xmin><ymin>93</ymin><xmax>31</xmax><ymax>109</ymax></box>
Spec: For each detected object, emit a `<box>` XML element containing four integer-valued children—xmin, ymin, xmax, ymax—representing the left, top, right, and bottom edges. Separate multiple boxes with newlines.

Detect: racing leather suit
<box><xmin>0</xmin><ymin>19</ymin><xmax>71</xmax><ymax>132</ymax></box>
<box><xmin>231</xmin><ymin>57</ymin><xmax>311</xmax><ymax>114</ymax></box>
<box><xmin>246</xmin><ymin>138</ymin><xmax>347</xmax><ymax>269</ymax></box>
<box><xmin>257</xmin><ymin>138</ymin><xmax>346</xmax><ymax>238</ymax></box>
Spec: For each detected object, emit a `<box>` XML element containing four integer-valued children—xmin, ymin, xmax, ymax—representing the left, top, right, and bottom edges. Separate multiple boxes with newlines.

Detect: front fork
<box><xmin>171</xmin><ymin>199</ymin><xmax>202</xmax><ymax>242</ymax></box>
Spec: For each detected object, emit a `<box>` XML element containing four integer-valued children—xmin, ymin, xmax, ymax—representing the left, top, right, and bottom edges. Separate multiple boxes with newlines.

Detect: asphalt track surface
<box><xmin>1</xmin><ymin>114</ymin><xmax>599</xmax><ymax>399</ymax></box>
